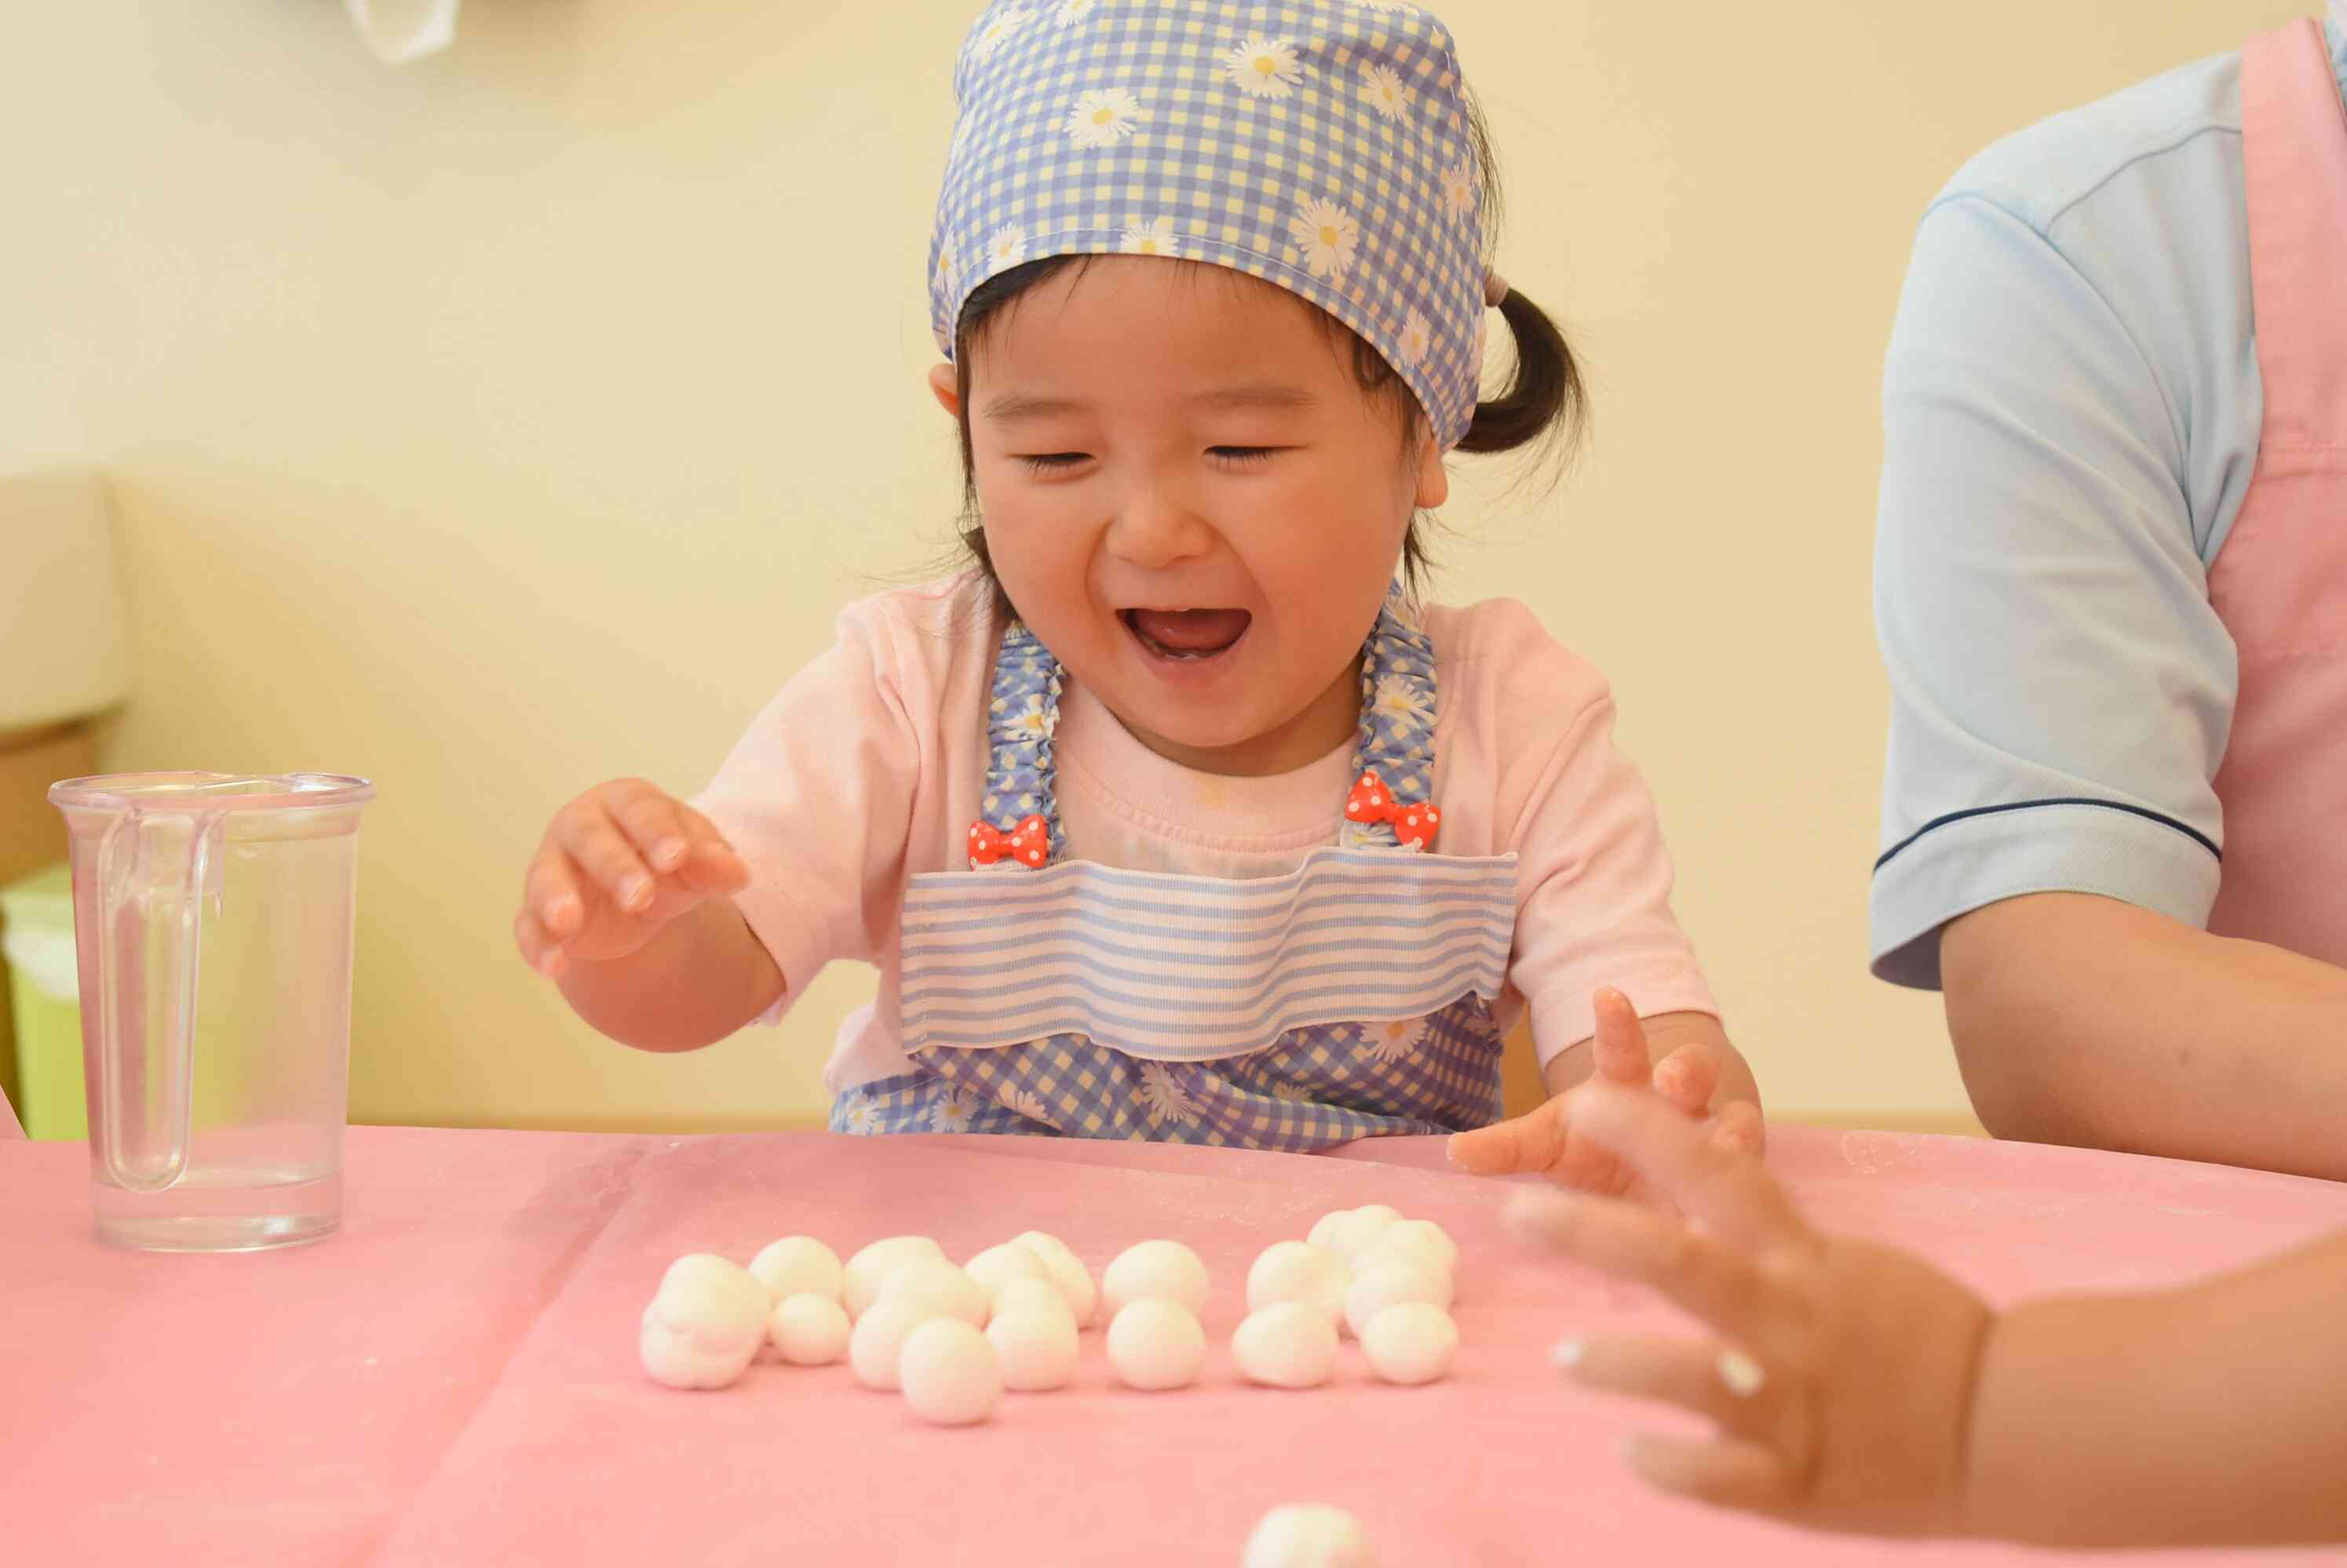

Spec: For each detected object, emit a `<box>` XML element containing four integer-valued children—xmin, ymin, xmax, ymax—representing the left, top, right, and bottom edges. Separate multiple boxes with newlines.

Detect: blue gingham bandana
<box><xmin>929</xmin><ymin>0</ymin><xmax>1496</xmax><ymax>450</ymax></box>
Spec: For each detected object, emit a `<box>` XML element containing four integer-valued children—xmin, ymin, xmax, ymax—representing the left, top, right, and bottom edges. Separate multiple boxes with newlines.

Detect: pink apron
<box><xmin>2204</xmin><ymin>17</ymin><xmax>2347</xmax><ymax>962</ymax></box>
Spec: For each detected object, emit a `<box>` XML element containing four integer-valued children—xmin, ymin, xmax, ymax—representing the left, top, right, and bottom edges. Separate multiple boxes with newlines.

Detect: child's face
<box><xmin>932</xmin><ymin>257</ymin><xmax>1448</xmax><ymax>778</ymax></box>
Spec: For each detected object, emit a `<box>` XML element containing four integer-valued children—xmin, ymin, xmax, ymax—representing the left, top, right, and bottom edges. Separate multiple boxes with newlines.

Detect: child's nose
<box><xmin>1104</xmin><ymin>487</ymin><xmax>1214</xmax><ymax>569</ymax></box>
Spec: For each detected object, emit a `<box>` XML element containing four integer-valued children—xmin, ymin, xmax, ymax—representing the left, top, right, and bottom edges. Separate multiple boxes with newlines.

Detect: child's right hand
<box><xmin>514</xmin><ymin>779</ymin><xmax>750</xmax><ymax>979</ymax></box>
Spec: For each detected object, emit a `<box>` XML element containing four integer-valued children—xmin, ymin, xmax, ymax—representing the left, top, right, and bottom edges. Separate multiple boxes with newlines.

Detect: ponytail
<box><xmin>1454</xmin><ymin>286</ymin><xmax>1586</xmax><ymax>464</ymax></box>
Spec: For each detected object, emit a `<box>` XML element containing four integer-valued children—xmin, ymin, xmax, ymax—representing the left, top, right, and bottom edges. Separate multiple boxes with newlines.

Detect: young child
<box><xmin>1506</xmin><ymin>1082</ymin><xmax>2347</xmax><ymax>1547</ymax></box>
<box><xmin>514</xmin><ymin>0</ymin><xmax>1761</xmax><ymax>1171</ymax></box>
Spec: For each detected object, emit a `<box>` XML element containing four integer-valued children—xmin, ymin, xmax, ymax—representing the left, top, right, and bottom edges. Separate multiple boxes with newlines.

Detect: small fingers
<box><xmin>513</xmin><ymin>907</ymin><xmax>568</xmax><ymax>978</ymax></box>
<box><xmin>524</xmin><ymin>851</ymin><xmax>587</xmax><ymax>938</ymax></box>
<box><xmin>1572</xmin><ymin>1082</ymin><xmax>1808</xmax><ymax>1247</ymax></box>
<box><xmin>556</xmin><ymin>806</ymin><xmax>658</xmax><ymax>913</ymax></box>
<box><xmin>1710</xmin><ymin>1098</ymin><xmax>1766</xmax><ymax>1158</ymax></box>
<box><xmin>607</xmin><ymin>782</ymin><xmax>693</xmax><ymax>874</ymax></box>
<box><xmin>1651</xmin><ymin>1041</ymin><xmax>1719</xmax><ymax>1115</ymax></box>
<box><xmin>1552</xmin><ymin>1332</ymin><xmax>1775</xmax><ymax>1432</ymax></box>
<box><xmin>1590</xmin><ymin>988</ymin><xmax>1653</xmax><ymax>1086</ymax></box>
<box><xmin>1447</xmin><ymin>1099</ymin><xmax>1565</xmax><ymax>1176</ymax></box>
<box><xmin>1618</xmin><ymin>1432</ymin><xmax>1795</xmax><ymax>1515</ymax></box>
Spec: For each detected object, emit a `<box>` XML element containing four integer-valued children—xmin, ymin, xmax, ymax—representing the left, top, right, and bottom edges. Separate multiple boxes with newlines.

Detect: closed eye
<box><xmin>1210</xmin><ymin>447</ymin><xmax>1279</xmax><ymax>467</ymax></box>
<box><xmin>1017</xmin><ymin>453</ymin><xmax>1090</xmax><ymax>473</ymax></box>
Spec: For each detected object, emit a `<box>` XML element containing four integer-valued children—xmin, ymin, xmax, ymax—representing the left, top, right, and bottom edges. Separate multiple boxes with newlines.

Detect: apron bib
<box><xmin>832</xmin><ymin>596</ymin><xmax>1517</xmax><ymax>1149</ymax></box>
<box><xmin>2205</xmin><ymin>17</ymin><xmax>2347</xmax><ymax>963</ymax></box>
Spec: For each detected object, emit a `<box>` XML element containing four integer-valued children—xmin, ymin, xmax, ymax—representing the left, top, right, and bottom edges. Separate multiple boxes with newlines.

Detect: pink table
<box><xmin>5</xmin><ymin>1125</ymin><xmax>2345</xmax><ymax>1566</ymax></box>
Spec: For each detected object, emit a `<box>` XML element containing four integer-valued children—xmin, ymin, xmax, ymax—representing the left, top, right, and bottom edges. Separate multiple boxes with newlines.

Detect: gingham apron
<box><xmin>830</xmin><ymin>599</ymin><xmax>1516</xmax><ymax>1148</ymax></box>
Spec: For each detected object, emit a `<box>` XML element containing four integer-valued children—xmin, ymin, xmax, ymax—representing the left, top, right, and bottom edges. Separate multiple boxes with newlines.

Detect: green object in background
<box><xmin>2</xmin><ymin>860</ymin><xmax>250</xmax><ymax>1142</ymax></box>
<box><xmin>2</xmin><ymin>863</ymin><xmax>85</xmax><ymax>1140</ymax></box>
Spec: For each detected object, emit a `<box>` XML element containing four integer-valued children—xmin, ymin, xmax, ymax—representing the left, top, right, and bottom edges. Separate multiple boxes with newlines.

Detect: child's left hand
<box><xmin>1446</xmin><ymin>987</ymin><xmax>1764</xmax><ymax>1205</ymax></box>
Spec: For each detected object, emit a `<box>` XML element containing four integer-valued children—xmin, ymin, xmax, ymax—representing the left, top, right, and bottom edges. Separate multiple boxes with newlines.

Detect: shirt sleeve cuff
<box><xmin>1868</xmin><ymin>800</ymin><xmax>2221</xmax><ymax>990</ymax></box>
<box><xmin>690</xmin><ymin>794</ymin><xmax>834</xmax><ymax>1032</ymax></box>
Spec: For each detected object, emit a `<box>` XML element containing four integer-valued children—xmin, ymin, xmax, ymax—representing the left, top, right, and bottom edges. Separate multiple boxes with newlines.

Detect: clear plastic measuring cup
<box><xmin>49</xmin><ymin>773</ymin><xmax>375</xmax><ymax>1251</ymax></box>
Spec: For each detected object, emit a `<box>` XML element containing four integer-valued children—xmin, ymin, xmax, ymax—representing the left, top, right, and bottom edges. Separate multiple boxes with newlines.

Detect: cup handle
<box><xmin>92</xmin><ymin>808</ymin><xmax>223</xmax><ymax>1194</ymax></box>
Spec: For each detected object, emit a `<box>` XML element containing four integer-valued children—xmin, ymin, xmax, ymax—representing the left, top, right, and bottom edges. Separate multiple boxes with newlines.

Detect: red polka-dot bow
<box><xmin>968</xmin><ymin>814</ymin><xmax>1052</xmax><ymax>869</ymax></box>
<box><xmin>1343</xmin><ymin>769</ymin><xmax>1440</xmax><ymax>851</ymax></box>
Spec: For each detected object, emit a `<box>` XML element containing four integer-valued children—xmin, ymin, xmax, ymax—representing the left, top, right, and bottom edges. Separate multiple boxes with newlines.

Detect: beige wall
<box><xmin>2</xmin><ymin>2</ymin><xmax>2305</xmax><ymax>1132</ymax></box>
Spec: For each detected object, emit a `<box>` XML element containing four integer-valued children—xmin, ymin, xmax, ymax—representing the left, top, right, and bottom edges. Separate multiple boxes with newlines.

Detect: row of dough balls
<box><xmin>638</xmin><ymin>1207</ymin><xmax>1458</xmax><ymax>1432</ymax></box>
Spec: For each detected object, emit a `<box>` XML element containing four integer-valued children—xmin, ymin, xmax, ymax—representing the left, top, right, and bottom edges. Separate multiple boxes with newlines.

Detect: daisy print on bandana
<box><xmin>973</xmin><ymin>4</ymin><xmax>1027</xmax><ymax>57</ymax></box>
<box><xmin>1223</xmin><ymin>35</ymin><xmax>1305</xmax><ymax>99</ymax></box>
<box><xmin>1291</xmin><ymin>198</ymin><xmax>1360</xmax><ymax>281</ymax></box>
<box><xmin>1361</xmin><ymin>61</ymin><xmax>1411</xmax><ymax>120</ymax></box>
<box><xmin>1120</xmin><ymin>216</ymin><xmax>1178</xmax><ymax>257</ymax></box>
<box><xmin>1440</xmin><ymin>157</ymin><xmax>1476</xmax><ymax>222</ymax></box>
<box><xmin>1397</xmin><ymin>309</ymin><xmax>1432</xmax><ymax>367</ymax></box>
<box><xmin>1064</xmin><ymin>86</ymin><xmax>1144</xmax><ymax>148</ymax></box>
<box><xmin>933</xmin><ymin>0</ymin><xmax>1498</xmax><ymax>452</ymax></box>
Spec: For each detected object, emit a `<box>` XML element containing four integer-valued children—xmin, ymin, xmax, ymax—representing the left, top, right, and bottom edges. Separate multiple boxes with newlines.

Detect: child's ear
<box><xmin>1413</xmin><ymin>432</ymin><xmax>1450</xmax><ymax>509</ymax></box>
<box><xmin>927</xmin><ymin>363</ymin><xmax>961</xmax><ymax>420</ymax></box>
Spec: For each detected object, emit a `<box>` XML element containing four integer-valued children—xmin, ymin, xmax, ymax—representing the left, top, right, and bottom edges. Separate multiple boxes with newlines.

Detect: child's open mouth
<box><xmin>1122</xmin><ymin>607</ymin><xmax>1252</xmax><ymax>662</ymax></box>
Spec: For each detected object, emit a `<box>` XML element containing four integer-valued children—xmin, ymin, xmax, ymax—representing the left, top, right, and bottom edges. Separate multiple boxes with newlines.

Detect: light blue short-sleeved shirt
<box><xmin>1870</xmin><ymin>18</ymin><xmax>2347</xmax><ymax>990</ymax></box>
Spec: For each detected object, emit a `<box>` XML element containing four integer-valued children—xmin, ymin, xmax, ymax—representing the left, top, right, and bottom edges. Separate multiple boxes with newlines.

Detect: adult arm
<box><xmin>1944</xmin><ymin>892</ymin><xmax>2347</xmax><ymax>1180</ymax></box>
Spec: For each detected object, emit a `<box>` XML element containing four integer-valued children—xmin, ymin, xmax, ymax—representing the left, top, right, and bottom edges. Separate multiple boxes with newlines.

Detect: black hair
<box><xmin>947</xmin><ymin>87</ymin><xmax>1585</xmax><ymax>608</ymax></box>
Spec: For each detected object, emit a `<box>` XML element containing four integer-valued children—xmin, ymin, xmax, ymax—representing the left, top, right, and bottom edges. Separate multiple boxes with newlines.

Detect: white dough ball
<box><xmin>1232</xmin><ymin>1302</ymin><xmax>1340</xmax><ymax>1389</ymax></box>
<box><xmin>1243</xmin><ymin>1504</ymin><xmax>1377</xmax><ymax>1567</ymax></box>
<box><xmin>1359</xmin><ymin>1303</ymin><xmax>1457</xmax><ymax>1386</ymax></box>
<box><xmin>898</xmin><ymin>1318</ymin><xmax>1003</xmax><ymax>1425</ymax></box>
<box><xmin>1352</xmin><ymin>1240</ymin><xmax>1455</xmax><ymax>1307</ymax></box>
<box><xmin>1247</xmin><ymin>1241</ymin><xmax>1349</xmax><ymax>1327</ymax></box>
<box><xmin>1371</xmin><ymin>1218</ymin><xmax>1458</xmax><ymax>1274</ymax></box>
<box><xmin>841</xmin><ymin>1235</ymin><xmax>946</xmax><ymax>1319</ymax></box>
<box><xmin>1327</xmin><ymin>1206</ymin><xmax>1403</xmax><ymax>1263</ymax></box>
<box><xmin>1012</xmin><ymin>1230</ymin><xmax>1073</xmax><ymax>1264</ymax></box>
<box><xmin>1101</xmin><ymin>1239</ymin><xmax>1210</xmax><ymax>1318</ymax></box>
<box><xmin>1106</xmin><ymin>1300</ymin><xmax>1206</xmax><ymax>1391</ymax></box>
<box><xmin>965</xmin><ymin>1242</ymin><xmax>1052</xmax><ymax>1304</ymax></box>
<box><xmin>749</xmin><ymin>1236</ymin><xmax>843</xmax><ymax>1306</ymax></box>
<box><xmin>987</xmin><ymin>1304</ymin><xmax>1081</xmax><ymax>1391</ymax></box>
<box><xmin>640</xmin><ymin>1274</ymin><xmax>768</xmax><ymax>1390</ymax></box>
<box><xmin>849</xmin><ymin>1298</ymin><xmax>938</xmax><ymax>1391</ymax></box>
<box><xmin>1305</xmin><ymin>1209</ymin><xmax>1352</xmax><ymax>1251</ymax></box>
<box><xmin>876</xmin><ymin>1256</ymin><xmax>991</xmax><ymax>1329</ymax></box>
<box><xmin>993</xmin><ymin>1275</ymin><xmax>1077</xmax><ymax>1329</ymax></box>
<box><xmin>768</xmin><ymin>1293</ymin><xmax>852</xmax><ymax>1366</ymax></box>
<box><xmin>659</xmin><ymin>1252</ymin><xmax>761</xmax><ymax>1300</ymax></box>
<box><xmin>1016</xmin><ymin>1234</ymin><xmax>1100</xmax><ymax>1329</ymax></box>
<box><xmin>1343</xmin><ymin>1259</ymin><xmax>1451</xmax><ymax>1339</ymax></box>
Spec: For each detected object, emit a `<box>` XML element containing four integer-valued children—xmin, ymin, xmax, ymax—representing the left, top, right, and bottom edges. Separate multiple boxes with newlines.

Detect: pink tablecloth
<box><xmin>5</xmin><ymin>1125</ymin><xmax>2345</xmax><ymax>1566</ymax></box>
